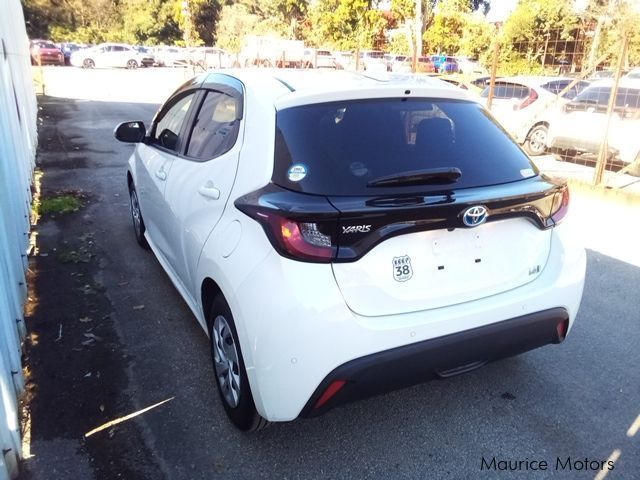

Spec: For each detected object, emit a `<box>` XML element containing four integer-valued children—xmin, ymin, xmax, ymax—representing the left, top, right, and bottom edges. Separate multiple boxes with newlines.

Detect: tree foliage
<box><xmin>19</xmin><ymin>0</ymin><xmax>639</xmax><ymax>75</ymax></box>
<box><xmin>303</xmin><ymin>0</ymin><xmax>387</xmax><ymax>50</ymax></box>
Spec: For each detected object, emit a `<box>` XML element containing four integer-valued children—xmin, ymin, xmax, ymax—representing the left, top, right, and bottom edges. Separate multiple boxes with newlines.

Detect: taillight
<box><xmin>280</xmin><ymin>219</ymin><xmax>333</xmax><ymax>260</ymax></box>
<box><xmin>251</xmin><ymin>211</ymin><xmax>337</xmax><ymax>262</ymax></box>
<box><xmin>516</xmin><ymin>88</ymin><xmax>538</xmax><ymax>110</ymax></box>
<box><xmin>550</xmin><ymin>187</ymin><xmax>570</xmax><ymax>224</ymax></box>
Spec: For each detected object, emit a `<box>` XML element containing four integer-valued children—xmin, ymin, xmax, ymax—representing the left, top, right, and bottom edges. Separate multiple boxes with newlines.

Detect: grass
<box><xmin>38</xmin><ymin>194</ymin><xmax>83</xmax><ymax>215</ymax></box>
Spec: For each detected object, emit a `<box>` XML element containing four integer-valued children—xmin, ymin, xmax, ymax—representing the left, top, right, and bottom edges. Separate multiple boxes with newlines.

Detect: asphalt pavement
<box><xmin>20</xmin><ymin>67</ymin><xmax>640</xmax><ymax>480</ymax></box>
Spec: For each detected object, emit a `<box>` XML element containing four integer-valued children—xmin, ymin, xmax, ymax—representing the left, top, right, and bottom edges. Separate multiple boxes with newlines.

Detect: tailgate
<box><xmin>332</xmin><ymin>218</ymin><xmax>551</xmax><ymax>317</ymax></box>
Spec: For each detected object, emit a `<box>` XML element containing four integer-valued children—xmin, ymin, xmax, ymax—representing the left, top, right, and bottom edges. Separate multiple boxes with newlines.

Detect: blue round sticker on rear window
<box><xmin>287</xmin><ymin>163</ymin><xmax>308</xmax><ymax>182</ymax></box>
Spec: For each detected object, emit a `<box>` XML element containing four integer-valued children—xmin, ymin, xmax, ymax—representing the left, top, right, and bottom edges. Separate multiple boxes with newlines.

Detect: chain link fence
<box><xmin>483</xmin><ymin>29</ymin><xmax>640</xmax><ymax>190</ymax></box>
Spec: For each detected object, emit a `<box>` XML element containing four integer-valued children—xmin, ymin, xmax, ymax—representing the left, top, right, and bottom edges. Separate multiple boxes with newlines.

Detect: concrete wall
<box><xmin>0</xmin><ymin>0</ymin><xmax>38</xmax><ymax>477</ymax></box>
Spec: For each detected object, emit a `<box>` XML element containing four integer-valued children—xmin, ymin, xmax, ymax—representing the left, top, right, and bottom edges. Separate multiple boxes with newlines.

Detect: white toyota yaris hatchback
<box><xmin>115</xmin><ymin>70</ymin><xmax>586</xmax><ymax>431</ymax></box>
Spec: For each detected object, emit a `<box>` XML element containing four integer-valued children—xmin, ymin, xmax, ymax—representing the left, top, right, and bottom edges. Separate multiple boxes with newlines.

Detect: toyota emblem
<box><xmin>462</xmin><ymin>206</ymin><xmax>488</xmax><ymax>227</ymax></box>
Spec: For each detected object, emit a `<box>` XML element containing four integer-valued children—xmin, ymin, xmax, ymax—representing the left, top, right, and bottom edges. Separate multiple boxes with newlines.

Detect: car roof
<box><xmin>494</xmin><ymin>76</ymin><xmax>577</xmax><ymax>87</ymax></box>
<box><xmin>584</xmin><ymin>78</ymin><xmax>640</xmax><ymax>89</ymax></box>
<box><xmin>206</xmin><ymin>69</ymin><xmax>477</xmax><ymax>109</ymax></box>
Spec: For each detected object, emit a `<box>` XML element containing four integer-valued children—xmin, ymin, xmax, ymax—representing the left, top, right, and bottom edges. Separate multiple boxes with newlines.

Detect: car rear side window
<box><xmin>185</xmin><ymin>90</ymin><xmax>240</xmax><ymax>160</ymax></box>
<box><xmin>571</xmin><ymin>86</ymin><xmax>611</xmax><ymax>106</ymax></box>
<box><xmin>274</xmin><ymin>98</ymin><xmax>536</xmax><ymax>196</ymax></box>
<box><xmin>481</xmin><ymin>82</ymin><xmax>530</xmax><ymax>99</ymax></box>
<box><xmin>615</xmin><ymin>88</ymin><xmax>640</xmax><ymax>109</ymax></box>
<box><xmin>542</xmin><ymin>80</ymin><xmax>590</xmax><ymax>99</ymax></box>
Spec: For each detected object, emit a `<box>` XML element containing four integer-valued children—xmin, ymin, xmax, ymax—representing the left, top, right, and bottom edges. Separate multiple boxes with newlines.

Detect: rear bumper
<box><xmin>300</xmin><ymin>307</ymin><xmax>568</xmax><ymax>417</ymax></box>
<box><xmin>228</xmin><ymin>219</ymin><xmax>585</xmax><ymax>422</ymax></box>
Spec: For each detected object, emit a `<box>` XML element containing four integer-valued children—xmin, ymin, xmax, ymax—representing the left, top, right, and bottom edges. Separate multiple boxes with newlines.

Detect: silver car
<box><xmin>481</xmin><ymin>76</ymin><xmax>590</xmax><ymax>156</ymax></box>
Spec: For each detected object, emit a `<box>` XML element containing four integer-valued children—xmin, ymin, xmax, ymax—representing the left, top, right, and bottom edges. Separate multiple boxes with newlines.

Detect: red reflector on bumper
<box><xmin>314</xmin><ymin>380</ymin><xmax>347</xmax><ymax>409</ymax></box>
<box><xmin>556</xmin><ymin>319</ymin><xmax>569</xmax><ymax>341</ymax></box>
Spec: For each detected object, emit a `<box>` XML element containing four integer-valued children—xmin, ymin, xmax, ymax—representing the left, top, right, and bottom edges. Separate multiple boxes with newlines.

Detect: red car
<box><xmin>30</xmin><ymin>40</ymin><xmax>64</xmax><ymax>66</ymax></box>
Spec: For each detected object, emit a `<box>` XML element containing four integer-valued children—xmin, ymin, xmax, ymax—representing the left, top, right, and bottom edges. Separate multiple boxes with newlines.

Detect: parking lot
<box><xmin>21</xmin><ymin>67</ymin><xmax>640</xmax><ymax>480</ymax></box>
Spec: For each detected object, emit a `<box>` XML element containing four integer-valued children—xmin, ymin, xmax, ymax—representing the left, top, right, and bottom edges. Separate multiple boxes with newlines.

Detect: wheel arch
<box><xmin>527</xmin><ymin>121</ymin><xmax>550</xmax><ymax>138</ymax></box>
<box><xmin>201</xmin><ymin>277</ymin><xmax>223</xmax><ymax>330</ymax></box>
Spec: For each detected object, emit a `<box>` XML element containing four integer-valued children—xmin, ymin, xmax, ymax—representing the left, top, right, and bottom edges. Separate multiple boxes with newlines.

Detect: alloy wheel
<box><xmin>130</xmin><ymin>189</ymin><xmax>142</xmax><ymax>236</ymax></box>
<box><xmin>212</xmin><ymin>315</ymin><xmax>241</xmax><ymax>408</ymax></box>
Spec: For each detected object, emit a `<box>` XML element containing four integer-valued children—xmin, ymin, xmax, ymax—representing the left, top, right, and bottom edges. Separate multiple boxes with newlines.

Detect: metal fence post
<box><xmin>486</xmin><ymin>38</ymin><xmax>500</xmax><ymax>111</ymax></box>
<box><xmin>593</xmin><ymin>36</ymin><xmax>628</xmax><ymax>185</ymax></box>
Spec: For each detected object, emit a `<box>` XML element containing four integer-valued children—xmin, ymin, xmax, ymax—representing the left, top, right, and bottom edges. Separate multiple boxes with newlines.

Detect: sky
<box><xmin>485</xmin><ymin>0</ymin><xmax>518</xmax><ymax>23</ymax></box>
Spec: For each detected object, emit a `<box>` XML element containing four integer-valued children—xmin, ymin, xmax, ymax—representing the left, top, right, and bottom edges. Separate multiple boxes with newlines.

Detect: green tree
<box><xmin>423</xmin><ymin>0</ymin><xmax>471</xmax><ymax>54</ymax></box>
<box><xmin>500</xmin><ymin>0</ymin><xmax>580</xmax><ymax>73</ymax></box>
<box><xmin>214</xmin><ymin>3</ymin><xmax>260</xmax><ymax>52</ymax></box>
<box><xmin>304</xmin><ymin>0</ymin><xmax>387</xmax><ymax>50</ymax></box>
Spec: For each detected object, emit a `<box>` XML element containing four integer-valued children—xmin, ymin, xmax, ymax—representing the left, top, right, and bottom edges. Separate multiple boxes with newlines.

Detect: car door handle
<box><xmin>155</xmin><ymin>169</ymin><xmax>167</xmax><ymax>181</ymax></box>
<box><xmin>198</xmin><ymin>185</ymin><xmax>220</xmax><ymax>200</ymax></box>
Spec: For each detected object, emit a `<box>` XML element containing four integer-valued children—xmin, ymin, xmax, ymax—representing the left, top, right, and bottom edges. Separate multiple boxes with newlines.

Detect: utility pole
<box><xmin>593</xmin><ymin>36</ymin><xmax>628</xmax><ymax>185</ymax></box>
<box><xmin>412</xmin><ymin>0</ymin><xmax>422</xmax><ymax>72</ymax></box>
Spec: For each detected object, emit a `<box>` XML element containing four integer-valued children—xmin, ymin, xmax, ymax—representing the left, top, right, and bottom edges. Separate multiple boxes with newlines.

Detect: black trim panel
<box><xmin>299</xmin><ymin>307</ymin><xmax>569</xmax><ymax>417</ymax></box>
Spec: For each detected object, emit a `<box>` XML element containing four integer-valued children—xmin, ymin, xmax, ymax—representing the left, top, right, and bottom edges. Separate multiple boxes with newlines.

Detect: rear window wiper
<box><xmin>367</xmin><ymin>167</ymin><xmax>462</xmax><ymax>187</ymax></box>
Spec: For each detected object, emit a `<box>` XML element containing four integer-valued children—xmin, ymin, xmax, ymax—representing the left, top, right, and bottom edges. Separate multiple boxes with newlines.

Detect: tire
<box><xmin>129</xmin><ymin>187</ymin><xmax>149</xmax><ymax>249</ymax></box>
<box><xmin>209</xmin><ymin>295</ymin><xmax>269</xmax><ymax>431</ymax></box>
<box><xmin>83</xmin><ymin>58</ymin><xmax>95</xmax><ymax>69</ymax></box>
<box><xmin>523</xmin><ymin>124</ymin><xmax>548</xmax><ymax>156</ymax></box>
<box><xmin>126</xmin><ymin>59</ymin><xmax>138</xmax><ymax>69</ymax></box>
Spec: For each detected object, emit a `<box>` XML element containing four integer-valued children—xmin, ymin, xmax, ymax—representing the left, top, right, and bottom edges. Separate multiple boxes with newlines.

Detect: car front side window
<box><xmin>151</xmin><ymin>94</ymin><xmax>195</xmax><ymax>152</ymax></box>
<box><xmin>185</xmin><ymin>90</ymin><xmax>240</xmax><ymax>160</ymax></box>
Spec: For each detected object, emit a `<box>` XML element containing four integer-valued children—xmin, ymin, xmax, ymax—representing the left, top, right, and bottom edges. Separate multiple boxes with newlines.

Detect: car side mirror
<box><xmin>114</xmin><ymin>121</ymin><xmax>146</xmax><ymax>143</ymax></box>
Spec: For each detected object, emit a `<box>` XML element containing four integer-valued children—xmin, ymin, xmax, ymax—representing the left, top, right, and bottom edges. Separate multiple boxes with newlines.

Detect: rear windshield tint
<box><xmin>273</xmin><ymin>99</ymin><xmax>536</xmax><ymax>196</ymax></box>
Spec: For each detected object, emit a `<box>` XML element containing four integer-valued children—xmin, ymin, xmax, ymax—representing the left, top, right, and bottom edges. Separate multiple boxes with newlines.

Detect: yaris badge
<box><xmin>462</xmin><ymin>206</ymin><xmax>488</xmax><ymax>227</ymax></box>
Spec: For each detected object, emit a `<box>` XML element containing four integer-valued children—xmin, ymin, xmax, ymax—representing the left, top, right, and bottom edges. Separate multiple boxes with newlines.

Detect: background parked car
<box><xmin>303</xmin><ymin>49</ymin><xmax>338</xmax><ymax>68</ymax></box>
<box><xmin>29</xmin><ymin>39</ymin><xmax>64</xmax><ymax>66</ymax></box>
<box><xmin>416</xmin><ymin>56</ymin><xmax>436</xmax><ymax>73</ymax></box>
<box><xmin>547</xmin><ymin>79</ymin><xmax>640</xmax><ymax>175</ymax></box>
<box><xmin>189</xmin><ymin>47</ymin><xmax>231</xmax><ymax>69</ymax></box>
<box><xmin>58</xmin><ymin>42</ymin><xmax>81</xmax><ymax>66</ymax></box>
<box><xmin>357</xmin><ymin>50</ymin><xmax>387</xmax><ymax>72</ymax></box>
<box><xmin>431</xmin><ymin>55</ymin><xmax>459</xmax><ymax>74</ymax></box>
<box><xmin>454</xmin><ymin>56</ymin><xmax>485</xmax><ymax>75</ymax></box>
<box><xmin>436</xmin><ymin>74</ymin><xmax>484</xmax><ymax>95</ymax></box>
<box><xmin>333</xmin><ymin>51</ymin><xmax>354</xmax><ymax>70</ymax></box>
<box><xmin>481</xmin><ymin>76</ymin><xmax>590</xmax><ymax>156</ymax></box>
<box><xmin>133</xmin><ymin>46</ymin><xmax>155</xmax><ymax>67</ymax></box>
<box><xmin>70</xmin><ymin>43</ymin><xmax>154</xmax><ymax>69</ymax></box>
<box><xmin>154</xmin><ymin>46</ymin><xmax>189</xmax><ymax>67</ymax></box>
<box><xmin>624</xmin><ymin>67</ymin><xmax>640</xmax><ymax>79</ymax></box>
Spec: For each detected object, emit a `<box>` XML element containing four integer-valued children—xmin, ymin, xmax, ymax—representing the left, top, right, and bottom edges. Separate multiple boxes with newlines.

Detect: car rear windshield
<box><xmin>273</xmin><ymin>98</ymin><xmax>536</xmax><ymax>196</ymax></box>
